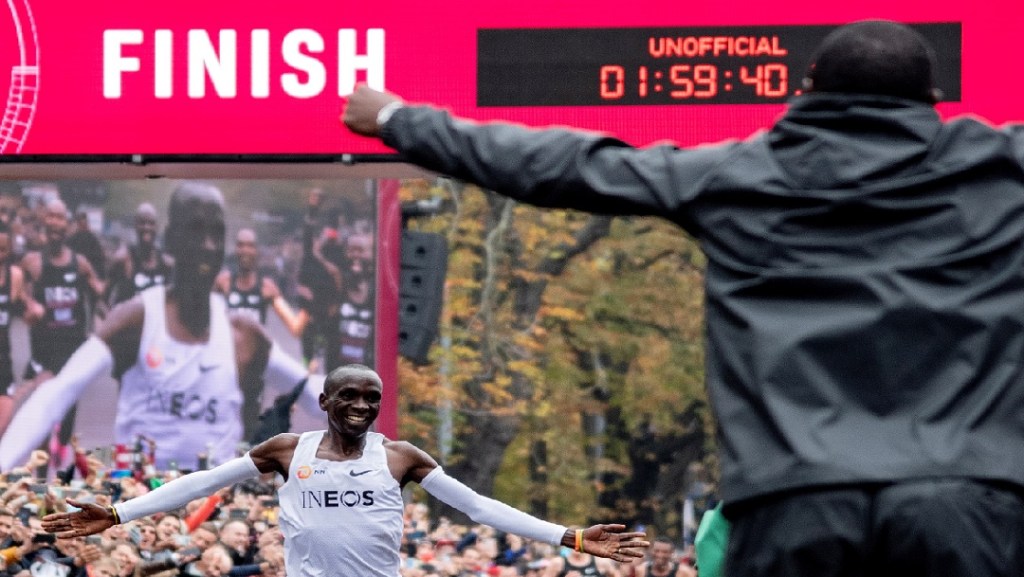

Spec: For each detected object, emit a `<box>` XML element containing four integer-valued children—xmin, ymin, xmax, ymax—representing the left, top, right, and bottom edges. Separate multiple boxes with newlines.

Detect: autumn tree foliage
<box><xmin>396</xmin><ymin>178</ymin><xmax>712</xmax><ymax>539</ymax></box>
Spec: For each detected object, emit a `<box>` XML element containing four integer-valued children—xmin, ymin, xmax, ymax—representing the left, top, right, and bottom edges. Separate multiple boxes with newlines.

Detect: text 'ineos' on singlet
<box><xmin>116</xmin><ymin>287</ymin><xmax>241</xmax><ymax>470</ymax></box>
<box><xmin>31</xmin><ymin>252</ymin><xmax>88</xmax><ymax>371</ymax></box>
<box><xmin>226</xmin><ymin>272</ymin><xmax>268</xmax><ymax>324</ymax></box>
<box><xmin>130</xmin><ymin>246</ymin><xmax>171</xmax><ymax>293</ymax></box>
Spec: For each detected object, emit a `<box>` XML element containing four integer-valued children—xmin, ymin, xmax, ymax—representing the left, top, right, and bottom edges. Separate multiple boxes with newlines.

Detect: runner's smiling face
<box><xmin>134</xmin><ymin>209</ymin><xmax>158</xmax><ymax>247</ymax></box>
<box><xmin>320</xmin><ymin>372</ymin><xmax>382</xmax><ymax>437</ymax></box>
<box><xmin>651</xmin><ymin>540</ymin><xmax>674</xmax><ymax>570</ymax></box>
<box><xmin>43</xmin><ymin>199</ymin><xmax>69</xmax><ymax>246</ymax></box>
<box><xmin>235</xmin><ymin>229</ymin><xmax>259</xmax><ymax>272</ymax></box>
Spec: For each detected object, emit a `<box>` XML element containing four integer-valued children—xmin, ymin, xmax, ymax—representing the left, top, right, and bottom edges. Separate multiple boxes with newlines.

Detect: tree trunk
<box><xmin>436</xmin><ymin>207</ymin><xmax>613</xmax><ymax>522</ymax></box>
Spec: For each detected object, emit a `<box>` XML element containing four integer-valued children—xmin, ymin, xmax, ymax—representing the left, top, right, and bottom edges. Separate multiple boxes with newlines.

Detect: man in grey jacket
<box><xmin>342</xmin><ymin>19</ymin><xmax>1024</xmax><ymax>577</ymax></box>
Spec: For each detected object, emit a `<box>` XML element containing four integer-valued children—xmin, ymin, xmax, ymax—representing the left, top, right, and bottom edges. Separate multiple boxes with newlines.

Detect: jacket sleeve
<box><xmin>382</xmin><ymin>105</ymin><xmax>736</xmax><ymax>229</ymax></box>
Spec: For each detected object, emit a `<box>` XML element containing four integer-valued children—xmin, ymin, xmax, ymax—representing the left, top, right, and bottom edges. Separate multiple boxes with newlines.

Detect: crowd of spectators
<box><xmin>0</xmin><ymin>444</ymin><xmax>697</xmax><ymax>577</ymax></box>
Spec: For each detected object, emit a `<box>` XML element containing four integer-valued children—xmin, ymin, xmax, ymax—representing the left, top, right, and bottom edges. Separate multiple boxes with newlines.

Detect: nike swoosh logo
<box><xmin>199</xmin><ymin>364</ymin><xmax>218</xmax><ymax>372</ymax></box>
<box><xmin>350</xmin><ymin>469</ymin><xmax>373</xmax><ymax>477</ymax></box>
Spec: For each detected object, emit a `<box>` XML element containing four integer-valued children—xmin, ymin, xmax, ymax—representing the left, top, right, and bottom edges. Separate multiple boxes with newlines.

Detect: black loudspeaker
<box><xmin>399</xmin><ymin>231</ymin><xmax>448</xmax><ymax>364</ymax></box>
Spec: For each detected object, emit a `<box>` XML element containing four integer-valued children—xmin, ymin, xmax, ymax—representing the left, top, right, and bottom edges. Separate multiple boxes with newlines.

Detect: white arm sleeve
<box><xmin>115</xmin><ymin>454</ymin><xmax>261</xmax><ymax>523</ymax></box>
<box><xmin>263</xmin><ymin>342</ymin><xmax>307</xmax><ymax>390</ymax></box>
<box><xmin>0</xmin><ymin>336</ymin><xmax>113</xmax><ymax>471</ymax></box>
<box><xmin>419</xmin><ymin>467</ymin><xmax>567</xmax><ymax>546</ymax></box>
<box><xmin>298</xmin><ymin>374</ymin><xmax>326</xmax><ymax>414</ymax></box>
<box><xmin>263</xmin><ymin>342</ymin><xmax>324</xmax><ymax>415</ymax></box>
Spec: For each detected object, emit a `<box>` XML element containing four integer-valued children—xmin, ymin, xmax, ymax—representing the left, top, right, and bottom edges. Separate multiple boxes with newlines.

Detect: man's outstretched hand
<box><xmin>568</xmin><ymin>524</ymin><xmax>650</xmax><ymax>562</ymax></box>
<box><xmin>341</xmin><ymin>85</ymin><xmax>401</xmax><ymax>137</ymax></box>
<box><xmin>41</xmin><ymin>499</ymin><xmax>115</xmax><ymax>538</ymax></box>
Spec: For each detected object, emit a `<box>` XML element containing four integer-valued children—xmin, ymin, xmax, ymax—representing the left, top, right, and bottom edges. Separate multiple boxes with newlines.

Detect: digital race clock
<box><xmin>478</xmin><ymin>23</ymin><xmax>961</xmax><ymax>106</ymax></box>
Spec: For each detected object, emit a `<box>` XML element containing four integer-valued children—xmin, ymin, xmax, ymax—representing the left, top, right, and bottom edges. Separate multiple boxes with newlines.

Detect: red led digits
<box><xmin>670</xmin><ymin>65</ymin><xmax>719</xmax><ymax>99</ymax></box>
<box><xmin>693</xmin><ymin>64</ymin><xmax>717</xmax><ymax>98</ymax></box>
<box><xmin>739</xmin><ymin>65</ymin><xmax>762</xmax><ymax>95</ymax></box>
<box><xmin>600</xmin><ymin>63</ymin><xmax>785</xmax><ymax>101</ymax></box>
<box><xmin>670</xmin><ymin>64</ymin><xmax>694</xmax><ymax>98</ymax></box>
<box><xmin>763</xmin><ymin>63</ymin><xmax>787</xmax><ymax>97</ymax></box>
<box><xmin>669</xmin><ymin>64</ymin><xmax>718</xmax><ymax>99</ymax></box>
<box><xmin>739</xmin><ymin>64</ymin><xmax>788</xmax><ymax>97</ymax></box>
<box><xmin>600</xmin><ymin>65</ymin><xmax>625</xmax><ymax>99</ymax></box>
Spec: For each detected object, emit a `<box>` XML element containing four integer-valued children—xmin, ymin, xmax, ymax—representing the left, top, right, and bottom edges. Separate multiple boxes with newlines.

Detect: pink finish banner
<box><xmin>0</xmin><ymin>0</ymin><xmax>1017</xmax><ymax>155</ymax></box>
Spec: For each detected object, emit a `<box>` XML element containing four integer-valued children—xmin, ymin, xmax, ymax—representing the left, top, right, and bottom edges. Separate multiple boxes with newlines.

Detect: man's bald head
<box><xmin>805</xmin><ymin>20</ymin><xmax>941</xmax><ymax>104</ymax></box>
<box><xmin>134</xmin><ymin>202</ymin><xmax>160</xmax><ymax>244</ymax></box>
<box><xmin>237</xmin><ymin>228</ymin><xmax>257</xmax><ymax>244</ymax></box>
<box><xmin>44</xmin><ymin>197</ymin><xmax>68</xmax><ymax>215</ymax></box>
<box><xmin>136</xmin><ymin>202</ymin><xmax>158</xmax><ymax>220</ymax></box>
<box><xmin>323</xmin><ymin>364</ymin><xmax>383</xmax><ymax>396</ymax></box>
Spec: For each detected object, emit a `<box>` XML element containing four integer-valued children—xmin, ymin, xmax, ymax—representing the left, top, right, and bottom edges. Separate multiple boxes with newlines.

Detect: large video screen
<box><xmin>0</xmin><ymin>178</ymin><xmax>391</xmax><ymax>471</ymax></box>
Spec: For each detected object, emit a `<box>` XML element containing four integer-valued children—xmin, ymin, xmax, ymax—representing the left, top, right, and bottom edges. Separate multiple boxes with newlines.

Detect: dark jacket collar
<box><xmin>767</xmin><ymin>93</ymin><xmax>942</xmax><ymax>189</ymax></box>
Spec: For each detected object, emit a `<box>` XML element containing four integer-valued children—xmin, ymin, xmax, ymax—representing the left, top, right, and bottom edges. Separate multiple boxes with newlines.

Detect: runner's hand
<box><xmin>41</xmin><ymin>499</ymin><xmax>115</xmax><ymax>538</ymax></box>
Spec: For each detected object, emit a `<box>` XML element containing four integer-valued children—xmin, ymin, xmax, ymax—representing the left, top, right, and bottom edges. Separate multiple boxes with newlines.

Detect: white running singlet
<box><xmin>278</xmin><ymin>430</ymin><xmax>405</xmax><ymax>577</ymax></box>
<box><xmin>115</xmin><ymin>287</ymin><xmax>241</xmax><ymax>469</ymax></box>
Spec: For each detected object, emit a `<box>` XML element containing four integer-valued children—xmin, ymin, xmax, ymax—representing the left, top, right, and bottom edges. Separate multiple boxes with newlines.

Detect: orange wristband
<box><xmin>575</xmin><ymin>529</ymin><xmax>584</xmax><ymax>553</ymax></box>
